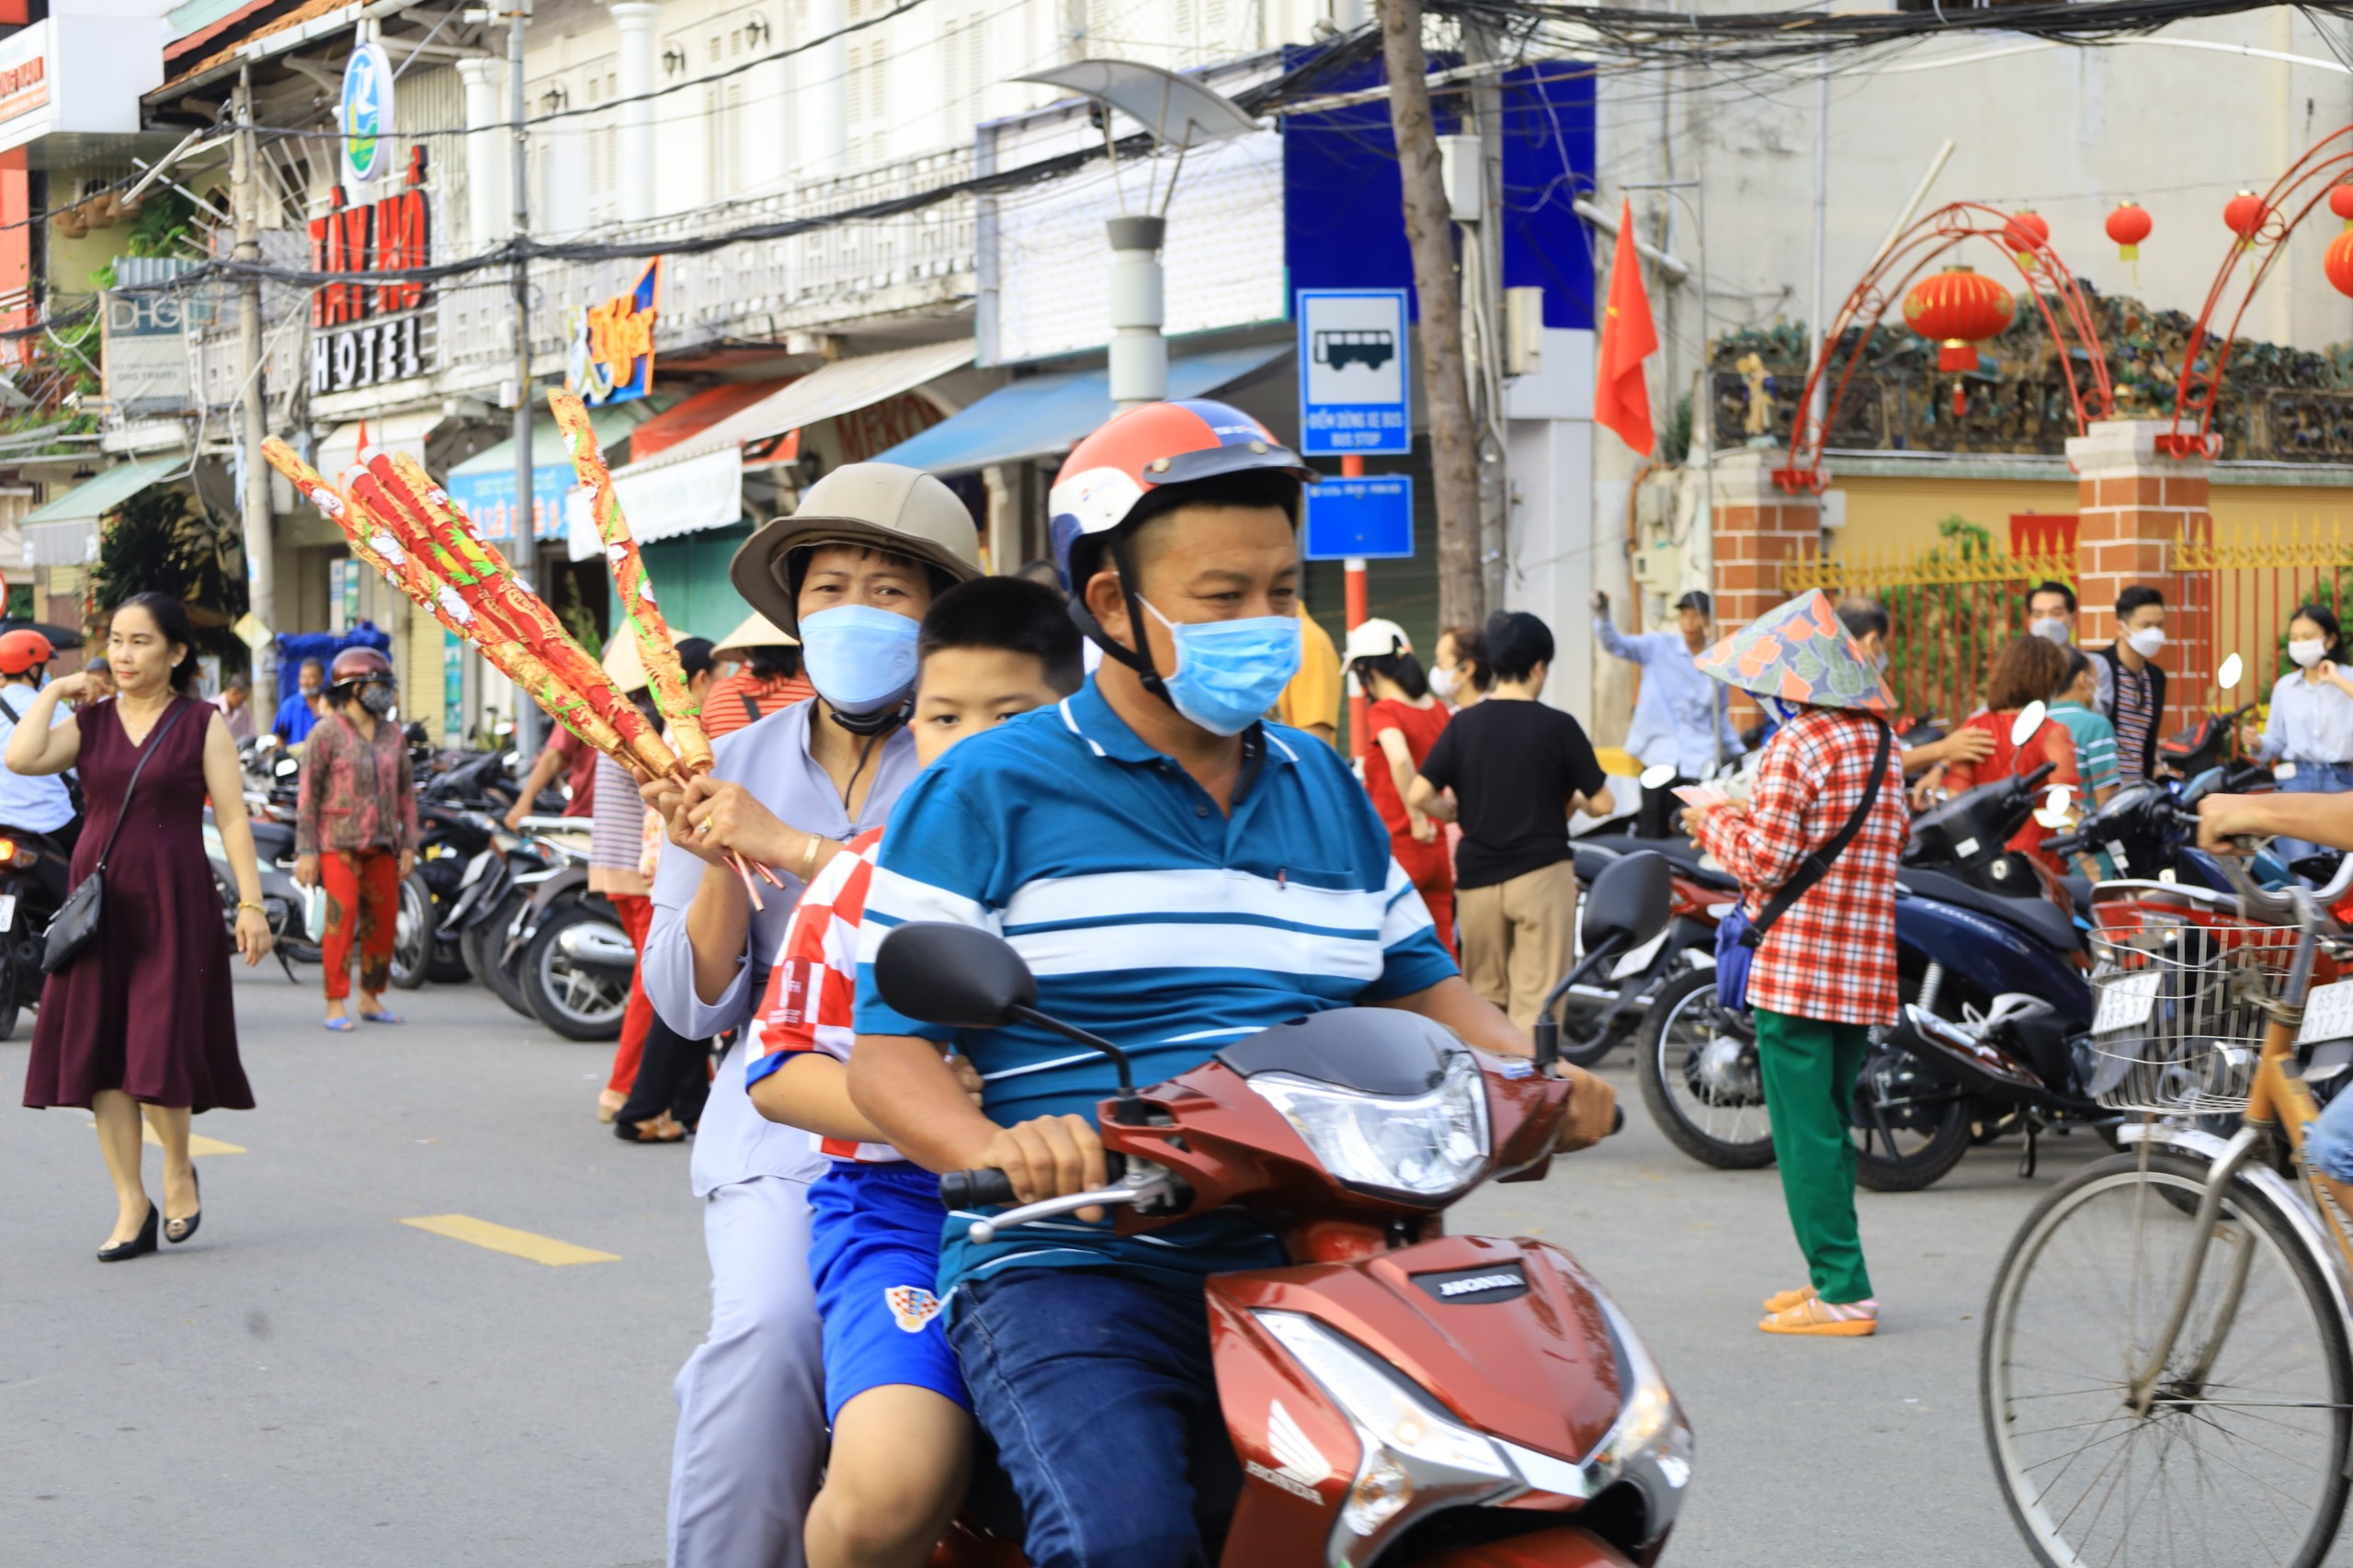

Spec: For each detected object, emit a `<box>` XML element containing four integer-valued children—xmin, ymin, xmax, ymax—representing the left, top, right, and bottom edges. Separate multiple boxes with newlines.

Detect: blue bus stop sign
<box><xmin>1304</xmin><ymin>476</ymin><xmax>1415</xmax><ymax>561</ymax></box>
<box><xmin>1297</xmin><ymin>289</ymin><xmax>1411</xmax><ymax>456</ymax></box>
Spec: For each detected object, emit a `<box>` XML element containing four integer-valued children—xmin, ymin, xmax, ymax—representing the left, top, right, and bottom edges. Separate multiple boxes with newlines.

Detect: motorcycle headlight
<box><xmin>1583</xmin><ymin>1290</ymin><xmax>1692</xmax><ymax>1498</ymax></box>
<box><xmin>1247</xmin><ymin>1051</ymin><xmax>1490</xmax><ymax>1200</ymax></box>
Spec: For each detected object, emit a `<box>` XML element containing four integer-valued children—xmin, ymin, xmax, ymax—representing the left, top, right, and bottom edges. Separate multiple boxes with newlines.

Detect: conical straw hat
<box><xmin>1695</xmin><ymin>588</ymin><xmax>1893</xmax><ymax>714</ymax></box>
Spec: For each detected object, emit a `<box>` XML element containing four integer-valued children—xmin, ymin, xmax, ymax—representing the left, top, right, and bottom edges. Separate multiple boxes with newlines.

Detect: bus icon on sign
<box><xmin>1313</xmin><ymin>328</ymin><xmax>1395</xmax><ymax>374</ymax></box>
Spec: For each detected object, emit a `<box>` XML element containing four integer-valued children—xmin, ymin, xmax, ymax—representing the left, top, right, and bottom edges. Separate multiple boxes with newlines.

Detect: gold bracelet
<box><xmin>235</xmin><ymin>900</ymin><xmax>266</xmax><ymax>915</ymax></box>
<box><xmin>799</xmin><ymin>832</ymin><xmax>824</xmax><ymax>880</ymax></box>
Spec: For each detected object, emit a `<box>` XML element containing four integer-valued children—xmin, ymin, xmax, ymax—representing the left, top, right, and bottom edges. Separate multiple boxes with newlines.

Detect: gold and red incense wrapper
<box><xmin>259</xmin><ymin>436</ymin><xmax>773</xmax><ymax>905</ymax></box>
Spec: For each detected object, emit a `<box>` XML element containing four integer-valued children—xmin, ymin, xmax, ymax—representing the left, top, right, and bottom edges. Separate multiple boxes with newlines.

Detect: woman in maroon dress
<box><xmin>11</xmin><ymin>593</ymin><xmax>274</xmax><ymax>1260</ymax></box>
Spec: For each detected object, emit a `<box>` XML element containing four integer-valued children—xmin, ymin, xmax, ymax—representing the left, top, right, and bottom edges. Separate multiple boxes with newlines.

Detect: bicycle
<box><xmin>1980</xmin><ymin>858</ymin><xmax>2353</xmax><ymax>1568</ymax></box>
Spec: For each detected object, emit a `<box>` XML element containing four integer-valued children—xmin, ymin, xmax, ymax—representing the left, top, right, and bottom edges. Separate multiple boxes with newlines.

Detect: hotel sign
<box><xmin>308</xmin><ymin>146</ymin><xmax>436</xmax><ymax>395</ymax></box>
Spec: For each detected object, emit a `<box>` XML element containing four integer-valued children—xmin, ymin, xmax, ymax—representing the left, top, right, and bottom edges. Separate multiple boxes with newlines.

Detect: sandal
<box><xmin>358</xmin><ymin>1011</ymin><xmax>405</xmax><ymax>1025</ymax></box>
<box><xmin>614</xmin><ymin>1114</ymin><xmax>687</xmax><ymax>1144</ymax></box>
<box><xmin>324</xmin><ymin>1017</ymin><xmax>356</xmax><ymax>1032</ymax></box>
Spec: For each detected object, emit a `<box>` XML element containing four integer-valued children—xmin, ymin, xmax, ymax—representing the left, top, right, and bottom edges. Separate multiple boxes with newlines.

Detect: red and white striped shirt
<box><xmin>745</xmin><ymin>827</ymin><xmax>899</xmax><ymax>1163</ymax></box>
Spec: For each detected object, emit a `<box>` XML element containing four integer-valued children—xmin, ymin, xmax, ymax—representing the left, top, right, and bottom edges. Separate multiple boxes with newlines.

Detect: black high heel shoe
<box><xmin>97</xmin><ymin>1203</ymin><xmax>158</xmax><ymax>1263</ymax></box>
<box><xmin>165</xmin><ymin>1168</ymin><xmax>200</xmax><ymax>1245</ymax></box>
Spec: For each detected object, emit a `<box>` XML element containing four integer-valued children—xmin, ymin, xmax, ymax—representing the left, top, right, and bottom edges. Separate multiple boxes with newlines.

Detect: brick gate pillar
<box><xmin>2065</xmin><ymin>419</ymin><xmax>2211</xmax><ymax>653</ymax></box>
<box><xmin>1710</xmin><ymin>449</ymin><xmax>1824</xmax><ymax>724</ymax></box>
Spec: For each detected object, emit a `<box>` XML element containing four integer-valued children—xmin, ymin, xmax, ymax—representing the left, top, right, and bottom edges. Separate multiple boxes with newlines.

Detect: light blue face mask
<box><xmin>1757</xmin><ymin>693</ymin><xmax>1807</xmax><ymax>730</ymax></box>
<box><xmin>797</xmin><ymin>603</ymin><xmax>920</xmax><ymax>716</ymax></box>
<box><xmin>1141</xmin><ymin>598</ymin><xmax>1302</xmax><ymax>737</ymax></box>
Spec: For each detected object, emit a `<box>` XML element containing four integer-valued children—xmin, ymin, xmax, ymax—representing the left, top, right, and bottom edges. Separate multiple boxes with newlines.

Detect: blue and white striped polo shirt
<box><xmin>855</xmin><ymin>676</ymin><xmax>1457</xmax><ymax>1299</ymax></box>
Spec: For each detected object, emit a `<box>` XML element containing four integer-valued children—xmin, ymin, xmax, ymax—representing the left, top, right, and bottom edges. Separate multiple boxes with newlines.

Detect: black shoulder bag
<box><xmin>1737</xmin><ymin>716</ymin><xmax>1893</xmax><ymax>950</ymax></box>
<box><xmin>43</xmin><ymin>699</ymin><xmax>194</xmax><ymax>974</ymax></box>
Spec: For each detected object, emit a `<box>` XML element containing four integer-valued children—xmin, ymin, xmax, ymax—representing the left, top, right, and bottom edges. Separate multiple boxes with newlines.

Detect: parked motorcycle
<box><xmin>1544</xmin><ymin>830</ymin><xmax>1731</xmax><ymax>1068</ymax></box>
<box><xmin>889</xmin><ymin>849</ymin><xmax>1692</xmax><ymax>1568</ymax></box>
<box><xmin>0</xmin><ymin>827</ymin><xmax>65</xmax><ymax>1038</ymax></box>
<box><xmin>447</xmin><ymin>819</ymin><xmax>630</xmax><ymax>1039</ymax></box>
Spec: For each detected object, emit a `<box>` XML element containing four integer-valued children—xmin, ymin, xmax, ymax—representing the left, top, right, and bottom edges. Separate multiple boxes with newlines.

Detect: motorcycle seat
<box><xmin>1574</xmin><ymin>833</ymin><xmax>1740</xmax><ymax>892</ymax></box>
<box><xmin>2063</xmin><ymin>873</ymin><xmax>2094</xmax><ymax>922</ymax></box>
<box><xmin>1898</xmin><ymin>866</ymin><xmax>2084</xmax><ymax>952</ymax></box>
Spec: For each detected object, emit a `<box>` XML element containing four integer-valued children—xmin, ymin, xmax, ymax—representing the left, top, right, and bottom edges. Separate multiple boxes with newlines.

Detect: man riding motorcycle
<box><xmin>845</xmin><ymin>401</ymin><xmax>1616</xmax><ymax>1568</ymax></box>
<box><xmin>0</xmin><ymin>628</ymin><xmax>81</xmax><ymax>902</ymax></box>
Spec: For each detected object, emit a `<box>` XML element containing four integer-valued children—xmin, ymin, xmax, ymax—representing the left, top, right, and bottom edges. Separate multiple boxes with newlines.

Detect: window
<box><xmin>940</xmin><ymin>13</ymin><xmax>987</xmax><ymax>143</ymax></box>
<box><xmin>706</xmin><ymin>81</ymin><xmax>746</xmax><ymax>200</ymax></box>
<box><xmin>845</xmin><ymin>39</ymin><xmax>888</xmax><ymax>166</ymax></box>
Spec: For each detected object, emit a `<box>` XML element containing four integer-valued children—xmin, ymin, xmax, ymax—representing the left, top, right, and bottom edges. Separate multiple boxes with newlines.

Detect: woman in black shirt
<box><xmin>1409</xmin><ymin>610</ymin><xmax>1614</xmax><ymax>1030</ymax></box>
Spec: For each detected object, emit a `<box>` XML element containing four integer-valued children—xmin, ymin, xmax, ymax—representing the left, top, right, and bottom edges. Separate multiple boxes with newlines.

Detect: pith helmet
<box><xmin>732</xmin><ymin>463</ymin><xmax>983</xmax><ymax>635</ymax></box>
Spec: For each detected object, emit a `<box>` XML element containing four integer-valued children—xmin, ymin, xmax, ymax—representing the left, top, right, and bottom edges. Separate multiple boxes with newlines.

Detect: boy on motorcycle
<box><xmin>846</xmin><ymin>401</ymin><xmax>1616</xmax><ymax>1568</ymax></box>
<box><xmin>743</xmin><ymin>576</ymin><xmax>1085</xmax><ymax>1568</ymax></box>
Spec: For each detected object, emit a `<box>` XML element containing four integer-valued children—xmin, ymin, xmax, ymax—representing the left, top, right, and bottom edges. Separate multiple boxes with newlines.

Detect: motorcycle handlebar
<box><xmin>2015</xmin><ymin>759</ymin><xmax>2058</xmax><ymax>795</ymax></box>
<box><xmin>939</xmin><ymin>1168</ymin><xmax>1019</xmax><ymax>1209</ymax></box>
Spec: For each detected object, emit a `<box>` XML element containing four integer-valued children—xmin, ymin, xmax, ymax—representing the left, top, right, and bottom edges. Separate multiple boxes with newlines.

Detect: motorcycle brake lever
<box><xmin>968</xmin><ymin>1187</ymin><xmax>1142</xmax><ymax>1244</ymax></box>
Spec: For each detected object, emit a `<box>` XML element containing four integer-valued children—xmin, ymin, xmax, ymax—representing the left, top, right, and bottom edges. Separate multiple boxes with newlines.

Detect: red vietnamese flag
<box><xmin>1593</xmin><ymin>199</ymin><xmax>1660</xmax><ymax>455</ymax></box>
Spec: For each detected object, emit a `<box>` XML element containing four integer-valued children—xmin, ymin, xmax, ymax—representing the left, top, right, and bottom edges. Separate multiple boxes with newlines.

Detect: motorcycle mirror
<box><xmin>2009</xmin><ymin>699</ymin><xmax>2048</xmax><ymax>747</ymax></box>
<box><xmin>874</xmin><ymin>921</ymin><xmax>1039</xmax><ymax>1029</ymax></box>
<box><xmin>273</xmin><ymin>756</ymin><xmax>299</xmax><ymax>778</ymax></box>
<box><xmin>1580</xmin><ymin>849</ymin><xmax>1674</xmax><ymax>955</ymax></box>
<box><xmin>2034</xmin><ymin>784</ymin><xmax>2074</xmax><ymax>830</ymax></box>
<box><xmin>2217</xmin><ymin>652</ymin><xmax>2245</xmax><ymax>692</ymax></box>
<box><xmin>1638</xmin><ymin>762</ymin><xmax>1677</xmax><ymax>791</ymax></box>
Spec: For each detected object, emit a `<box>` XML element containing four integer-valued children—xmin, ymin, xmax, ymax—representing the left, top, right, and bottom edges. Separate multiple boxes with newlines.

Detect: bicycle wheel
<box><xmin>1982</xmin><ymin>1148</ymin><xmax>2353</xmax><ymax>1568</ymax></box>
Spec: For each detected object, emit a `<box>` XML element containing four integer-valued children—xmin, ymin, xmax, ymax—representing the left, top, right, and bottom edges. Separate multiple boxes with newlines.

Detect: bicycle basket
<box><xmin>2086</xmin><ymin>919</ymin><xmax>2300</xmax><ymax>1115</ymax></box>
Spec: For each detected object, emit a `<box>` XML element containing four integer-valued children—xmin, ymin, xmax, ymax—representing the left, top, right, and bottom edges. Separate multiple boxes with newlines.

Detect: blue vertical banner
<box><xmin>1297</xmin><ymin>289</ymin><xmax>1412</xmax><ymax>456</ymax></box>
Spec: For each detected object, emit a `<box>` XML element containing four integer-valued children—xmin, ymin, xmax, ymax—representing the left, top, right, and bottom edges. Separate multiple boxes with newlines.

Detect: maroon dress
<box><xmin>22</xmin><ymin>695</ymin><xmax>252</xmax><ymax>1113</ymax></box>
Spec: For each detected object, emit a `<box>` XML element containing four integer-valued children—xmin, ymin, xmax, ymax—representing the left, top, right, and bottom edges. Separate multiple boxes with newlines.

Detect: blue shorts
<box><xmin>808</xmin><ymin>1161</ymin><xmax>970</xmax><ymax>1425</ymax></box>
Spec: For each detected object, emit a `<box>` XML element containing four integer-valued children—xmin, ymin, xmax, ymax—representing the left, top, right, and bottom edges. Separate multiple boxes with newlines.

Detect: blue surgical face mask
<box><xmin>1757</xmin><ymin>694</ymin><xmax>1806</xmax><ymax>730</ymax></box>
<box><xmin>1140</xmin><ymin>597</ymin><xmax>1302</xmax><ymax>737</ymax></box>
<box><xmin>797</xmin><ymin>603</ymin><xmax>920</xmax><ymax>716</ymax></box>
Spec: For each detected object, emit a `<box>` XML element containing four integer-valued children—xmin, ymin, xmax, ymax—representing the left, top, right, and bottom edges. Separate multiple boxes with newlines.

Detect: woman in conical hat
<box><xmin>1685</xmin><ymin>589</ymin><xmax>1907</xmax><ymax>1338</ymax></box>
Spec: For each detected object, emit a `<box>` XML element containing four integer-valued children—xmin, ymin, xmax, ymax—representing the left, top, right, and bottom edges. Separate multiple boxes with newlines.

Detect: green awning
<box><xmin>25</xmin><ymin>455</ymin><xmax>187</xmax><ymax>526</ymax></box>
<box><xmin>449</xmin><ymin>401</ymin><xmax>661</xmax><ymax>482</ymax></box>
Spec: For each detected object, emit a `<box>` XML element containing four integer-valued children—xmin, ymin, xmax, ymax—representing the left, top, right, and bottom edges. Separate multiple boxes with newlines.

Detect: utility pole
<box><xmin>506</xmin><ymin>0</ymin><xmax>538</xmax><ymax>756</ymax></box>
<box><xmin>1377</xmin><ymin>0</ymin><xmax>1483</xmax><ymax>631</ymax></box>
<box><xmin>233</xmin><ymin>66</ymin><xmax>276</xmax><ymax>697</ymax></box>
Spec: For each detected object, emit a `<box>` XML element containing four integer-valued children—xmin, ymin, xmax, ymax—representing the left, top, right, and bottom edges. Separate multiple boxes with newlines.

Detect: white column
<box><xmin>803</xmin><ymin>0</ymin><xmax>847</xmax><ymax>176</ymax></box>
<box><xmin>1106</xmin><ymin>215</ymin><xmax>1166</xmax><ymax>410</ymax></box>
<box><xmin>458</xmin><ymin>59</ymin><xmax>506</xmax><ymax>252</ymax></box>
<box><xmin>612</xmin><ymin>2</ymin><xmax>659</xmax><ymax>222</ymax></box>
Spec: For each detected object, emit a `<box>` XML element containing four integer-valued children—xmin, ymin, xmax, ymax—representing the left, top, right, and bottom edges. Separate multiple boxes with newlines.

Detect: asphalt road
<box><xmin>0</xmin><ymin>967</ymin><xmax>2332</xmax><ymax>1567</ymax></box>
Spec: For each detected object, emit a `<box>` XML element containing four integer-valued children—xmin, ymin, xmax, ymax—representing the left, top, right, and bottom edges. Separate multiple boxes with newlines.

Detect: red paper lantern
<box><xmin>2004</xmin><ymin>210</ymin><xmax>2050</xmax><ymax>261</ymax></box>
<box><xmin>2331</xmin><ymin>182</ymin><xmax>2353</xmax><ymax>230</ymax></box>
<box><xmin>1904</xmin><ymin>266</ymin><xmax>2015</xmax><ymax>372</ymax></box>
<box><xmin>2225</xmin><ymin>188</ymin><xmax>2267</xmax><ymax>247</ymax></box>
<box><xmin>2106</xmin><ymin>200</ymin><xmax>2153</xmax><ymax>260</ymax></box>
<box><xmin>2327</xmin><ymin>230</ymin><xmax>2353</xmax><ymax>299</ymax></box>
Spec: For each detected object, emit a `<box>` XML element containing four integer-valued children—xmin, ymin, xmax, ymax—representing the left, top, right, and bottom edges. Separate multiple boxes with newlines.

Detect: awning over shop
<box><xmin>313</xmin><ymin>409</ymin><xmax>442</xmax><ymax>480</ymax></box>
<box><xmin>23</xmin><ymin>455</ymin><xmax>188</xmax><ymax>567</ymax></box>
<box><xmin>874</xmin><ymin>344</ymin><xmax>1290</xmax><ymax>474</ymax></box>
<box><xmin>447</xmin><ymin>402</ymin><xmax>657</xmax><ymax>544</ymax></box>
<box><xmin>622</xmin><ymin>340</ymin><xmax>975</xmax><ymax>476</ymax></box>
<box><xmin>564</xmin><ymin>445</ymin><xmax>743</xmax><ymax>562</ymax></box>
<box><xmin>627</xmin><ymin>380</ymin><xmax>797</xmax><ymax>465</ymax></box>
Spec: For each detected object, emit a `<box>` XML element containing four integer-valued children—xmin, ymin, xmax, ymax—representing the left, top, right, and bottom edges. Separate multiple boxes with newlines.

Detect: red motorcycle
<box><xmin>876</xmin><ymin>851</ymin><xmax>1692</xmax><ymax>1568</ymax></box>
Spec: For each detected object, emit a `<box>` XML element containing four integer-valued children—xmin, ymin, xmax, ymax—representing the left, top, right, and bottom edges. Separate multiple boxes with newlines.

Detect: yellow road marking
<box><xmin>86</xmin><ymin>1122</ymin><xmax>246</xmax><ymax>1155</ymax></box>
<box><xmin>399</xmin><ymin>1214</ymin><xmax>619</xmax><ymax>1267</ymax></box>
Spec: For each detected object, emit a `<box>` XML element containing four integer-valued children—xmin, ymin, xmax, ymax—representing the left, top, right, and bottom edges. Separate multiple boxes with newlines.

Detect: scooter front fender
<box><xmin>1404</xmin><ymin>1528</ymin><xmax>1639</xmax><ymax>1567</ymax></box>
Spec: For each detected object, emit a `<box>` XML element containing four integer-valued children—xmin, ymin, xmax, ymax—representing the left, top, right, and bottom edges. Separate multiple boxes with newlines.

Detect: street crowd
<box><xmin>29</xmin><ymin>395</ymin><xmax>2353</xmax><ymax>1568</ymax></box>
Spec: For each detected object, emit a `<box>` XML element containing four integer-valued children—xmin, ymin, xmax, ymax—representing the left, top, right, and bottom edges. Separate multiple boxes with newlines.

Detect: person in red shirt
<box><xmin>504</xmin><ymin>723</ymin><xmax>596</xmax><ymax>828</ymax></box>
<box><xmin>1685</xmin><ymin>591</ymin><xmax>1908</xmax><ymax>1338</ymax></box>
<box><xmin>1346</xmin><ymin>618</ymin><xmax>1456</xmax><ymax>956</ymax></box>
<box><xmin>1932</xmin><ymin>634</ymin><xmax>2080</xmax><ymax>873</ymax></box>
<box><xmin>706</xmin><ymin>611</ymin><xmax>816</xmax><ymax>738</ymax></box>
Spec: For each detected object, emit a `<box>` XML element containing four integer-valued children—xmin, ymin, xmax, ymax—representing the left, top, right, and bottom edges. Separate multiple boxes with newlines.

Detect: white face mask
<box><xmin>2029</xmin><ymin>618</ymin><xmax>2071</xmax><ymax>646</ymax></box>
<box><xmin>2125</xmin><ymin>625</ymin><xmax>2165</xmax><ymax>659</ymax></box>
<box><xmin>2291</xmin><ymin>638</ymin><xmax>2329</xmax><ymax>669</ymax></box>
<box><xmin>1429</xmin><ymin>665</ymin><xmax>1461</xmax><ymax>701</ymax></box>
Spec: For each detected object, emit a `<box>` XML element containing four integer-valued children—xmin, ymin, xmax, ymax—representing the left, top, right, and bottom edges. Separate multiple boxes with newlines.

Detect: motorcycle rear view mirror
<box><xmin>2009</xmin><ymin>699</ymin><xmax>2049</xmax><ymax>747</ymax></box>
<box><xmin>2034</xmin><ymin>784</ymin><xmax>2074</xmax><ymax>830</ymax></box>
<box><xmin>1580</xmin><ymin>849</ymin><xmax>1674</xmax><ymax>960</ymax></box>
<box><xmin>1639</xmin><ymin>762</ymin><xmax>1678</xmax><ymax>791</ymax></box>
<box><xmin>873</xmin><ymin>922</ymin><xmax>1143</xmax><ymax>1109</ymax></box>
<box><xmin>2217</xmin><ymin>652</ymin><xmax>2245</xmax><ymax>692</ymax></box>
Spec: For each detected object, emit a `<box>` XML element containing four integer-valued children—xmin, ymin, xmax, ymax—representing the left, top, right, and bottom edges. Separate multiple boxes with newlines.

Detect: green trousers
<box><xmin>1754</xmin><ymin>1006</ymin><xmax>1875</xmax><ymax>1304</ymax></box>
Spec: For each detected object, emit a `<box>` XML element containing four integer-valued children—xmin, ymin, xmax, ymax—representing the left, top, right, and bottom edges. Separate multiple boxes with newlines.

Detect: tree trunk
<box><xmin>1378</xmin><ymin>0</ymin><xmax>1483</xmax><ymax>632</ymax></box>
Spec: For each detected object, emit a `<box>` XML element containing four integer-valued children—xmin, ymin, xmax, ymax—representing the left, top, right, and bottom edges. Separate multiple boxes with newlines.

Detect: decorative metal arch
<box><xmin>1776</xmin><ymin>201</ymin><xmax>2115</xmax><ymax>494</ymax></box>
<box><xmin>2165</xmin><ymin>125</ymin><xmax>2353</xmax><ymax>458</ymax></box>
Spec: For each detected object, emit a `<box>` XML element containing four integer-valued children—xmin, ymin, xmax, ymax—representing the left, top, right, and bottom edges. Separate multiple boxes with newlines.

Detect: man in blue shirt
<box><xmin>1594</xmin><ymin>588</ymin><xmax>1740</xmax><ymax>834</ymax></box>
<box><xmin>849</xmin><ymin>401</ymin><xmax>1617</xmax><ymax>1568</ymax></box>
<box><xmin>273</xmin><ymin>658</ymin><xmax>324</xmax><ymax>744</ymax></box>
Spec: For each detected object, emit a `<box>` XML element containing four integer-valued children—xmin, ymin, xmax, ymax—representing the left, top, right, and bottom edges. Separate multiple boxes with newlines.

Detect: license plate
<box><xmin>2094</xmin><ymin>969</ymin><xmax>2162</xmax><ymax>1033</ymax></box>
<box><xmin>0</xmin><ymin>893</ymin><xmax>17</xmax><ymax>933</ymax></box>
<box><xmin>2302</xmin><ymin>980</ymin><xmax>2353</xmax><ymax>1045</ymax></box>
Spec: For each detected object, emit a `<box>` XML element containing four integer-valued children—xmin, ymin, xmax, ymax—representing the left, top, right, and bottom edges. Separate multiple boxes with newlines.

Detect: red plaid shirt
<box><xmin>1691</xmin><ymin>707</ymin><xmax>1908</xmax><ymax>1025</ymax></box>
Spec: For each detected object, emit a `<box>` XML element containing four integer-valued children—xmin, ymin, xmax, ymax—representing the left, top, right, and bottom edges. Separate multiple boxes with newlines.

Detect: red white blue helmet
<box><xmin>1048</xmin><ymin>400</ymin><xmax>1314</xmax><ymax>590</ymax></box>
